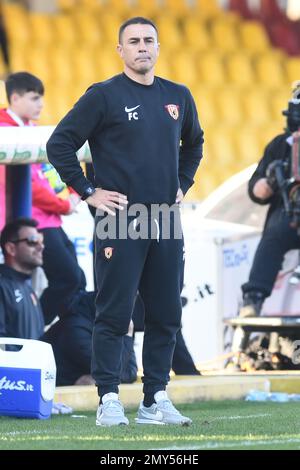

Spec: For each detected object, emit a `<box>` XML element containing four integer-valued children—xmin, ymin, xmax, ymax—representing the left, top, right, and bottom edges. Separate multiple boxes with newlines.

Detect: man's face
<box><xmin>10</xmin><ymin>91</ymin><xmax>44</xmax><ymax>121</ymax></box>
<box><xmin>5</xmin><ymin>226</ymin><xmax>44</xmax><ymax>272</ymax></box>
<box><xmin>117</xmin><ymin>23</ymin><xmax>160</xmax><ymax>75</ymax></box>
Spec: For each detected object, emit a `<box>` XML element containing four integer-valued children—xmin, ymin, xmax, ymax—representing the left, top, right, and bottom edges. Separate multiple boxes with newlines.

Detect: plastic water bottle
<box><xmin>246</xmin><ymin>390</ymin><xmax>268</xmax><ymax>401</ymax></box>
<box><xmin>289</xmin><ymin>394</ymin><xmax>300</xmax><ymax>402</ymax></box>
<box><xmin>268</xmin><ymin>392</ymin><xmax>290</xmax><ymax>402</ymax></box>
<box><xmin>245</xmin><ymin>390</ymin><xmax>289</xmax><ymax>402</ymax></box>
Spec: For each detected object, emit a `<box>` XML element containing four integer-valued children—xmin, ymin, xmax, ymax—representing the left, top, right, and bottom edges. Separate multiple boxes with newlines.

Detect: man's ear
<box><xmin>117</xmin><ymin>44</ymin><xmax>123</xmax><ymax>59</ymax></box>
<box><xmin>4</xmin><ymin>242</ymin><xmax>16</xmax><ymax>257</ymax></box>
<box><xmin>10</xmin><ymin>92</ymin><xmax>21</xmax><ymax>106</ymax></box>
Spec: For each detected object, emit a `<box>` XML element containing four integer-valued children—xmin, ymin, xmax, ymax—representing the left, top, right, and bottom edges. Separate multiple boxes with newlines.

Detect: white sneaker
<box><xmin>96</xmin><ymin>393</ymin><xmax>129</xmax><ymax>426</ymax></box>
<box><xmin>135</xmin><ymin>391</ymin><xmax>192</xmax><ymax>426</ymax></box>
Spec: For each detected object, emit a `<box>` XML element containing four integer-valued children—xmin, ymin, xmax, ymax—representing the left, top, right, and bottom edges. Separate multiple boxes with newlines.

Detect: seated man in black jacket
<box><xmin>0</xmin><ymin>218</ymin><xmax>45</xmax><ymax>339</ymax></box>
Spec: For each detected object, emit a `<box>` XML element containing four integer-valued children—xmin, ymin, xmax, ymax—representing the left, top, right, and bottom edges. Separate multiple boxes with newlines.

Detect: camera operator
<box><xmin>240</xmin><ymin>84</ymin><xmax>300</xmax><ymax>319</ymax></box>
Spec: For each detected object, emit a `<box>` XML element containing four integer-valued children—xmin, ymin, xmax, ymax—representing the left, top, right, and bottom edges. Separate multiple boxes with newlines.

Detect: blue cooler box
<box><xmin>0</xmin><ymin>338</ymin><xmax>56</xmax><ymax>419</ymax></box>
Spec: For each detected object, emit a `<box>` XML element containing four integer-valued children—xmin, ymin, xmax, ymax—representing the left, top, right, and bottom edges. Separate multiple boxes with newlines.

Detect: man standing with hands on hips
<box><xmin>47</xmin><ymin>17</ymin><xmax>204</xmax><ymax>426</ymax></box>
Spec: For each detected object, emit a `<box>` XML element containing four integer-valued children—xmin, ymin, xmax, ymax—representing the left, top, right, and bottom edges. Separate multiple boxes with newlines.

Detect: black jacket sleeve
<box><xmin>179</xmin><ymin>87</ymin><xmax>204</xmax><ymax>194</ymax></box>
<box><xmin>248</xmin><ymin>134</ymin><xmax>287</xmax><ymax>205</ymax></box>
<box><xmin>46</xmin><ymin>86</ymin><xmax>106</xmax><ymax>196</ymax></box>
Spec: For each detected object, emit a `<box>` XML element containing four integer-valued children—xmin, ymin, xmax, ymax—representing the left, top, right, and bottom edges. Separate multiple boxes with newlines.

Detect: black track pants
<box><xmin>92</xmin><ymin>209</ymin><xmax>184</xmax><ymax>396</ymax></box>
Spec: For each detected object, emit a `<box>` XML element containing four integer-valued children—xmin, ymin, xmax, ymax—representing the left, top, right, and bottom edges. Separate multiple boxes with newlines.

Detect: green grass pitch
<box><xmin>1</xmin><ymin>400</ymin><xmax>300</xmax><ymax>450</ymax></box>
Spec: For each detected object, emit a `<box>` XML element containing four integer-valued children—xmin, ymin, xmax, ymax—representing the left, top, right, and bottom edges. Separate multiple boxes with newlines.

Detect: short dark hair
<box><xmin>5</xmin><ymin>72</ymin><xmax>44</xmax><ymax>103</ymax></box>
<box><xmin>118</xmin><ymin>17</ymin><xmax>158</xmax><ymax>43</ymax></box>
<box><xmin>0</xmin><ymin>218</ymin><xmax>38</xmax><ymax>256</ymax></box>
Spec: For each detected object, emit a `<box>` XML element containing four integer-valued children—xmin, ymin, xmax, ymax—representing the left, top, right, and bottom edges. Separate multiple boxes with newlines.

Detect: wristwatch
<box><xmin>81</xmin><ymin>186</ymin><xmax>96</xmax><ymax>201</ymax></box>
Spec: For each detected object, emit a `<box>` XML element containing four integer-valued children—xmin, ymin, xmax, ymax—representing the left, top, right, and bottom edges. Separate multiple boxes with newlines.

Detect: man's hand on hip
<box><xmin>86</xmin><ymin>188</ymin><xmax>128</xmax><ymax>216</ymax></box>
<box><xmin>176</xmin><ymin>188</ymin><xmax>184</xmax><ymax>204</ymax></box>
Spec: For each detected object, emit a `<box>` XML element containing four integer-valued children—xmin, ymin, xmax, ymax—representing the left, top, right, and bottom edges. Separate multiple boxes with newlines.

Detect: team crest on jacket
<box><xmin>104</xmin><ymin>247</ymin><xmax>114</xmax><ymax>259</ymax></box>
<box><xmin>165</xmin><ymin>104</ymin><xmax>179</xmax><ymax>120</ymax></box>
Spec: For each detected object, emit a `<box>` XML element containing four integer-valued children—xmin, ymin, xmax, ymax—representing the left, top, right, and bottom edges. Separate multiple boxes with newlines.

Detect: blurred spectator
<box><xmin>0</xmin><ymin>217</ymin><xmax>44</xmax><ymax>339</ymax></box>
<box><xmin>0</xmin><ymin>71</ymin><xmax>83</xmax><ymax>324</ymax></box>
<box><xmin>0</xmin><ymin>1</ymin><xmax>10</xmax><ymax>76</ymax></box>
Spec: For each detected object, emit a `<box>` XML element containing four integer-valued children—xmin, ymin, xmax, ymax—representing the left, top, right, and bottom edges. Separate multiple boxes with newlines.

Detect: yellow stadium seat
<box><xmin>99</xmin><ymin>12</ymin><xmax>122</xmax><ymax>44</ymax></box>
<box><xmin>241</xmin><ymin>89</ymin><xmax>272</xmax><ymax>125</ymax></box>
<box><xmin>39</xmin><ymin>104</ymin><xmax>56</xmax><ymax>126</ymax></box>
<box><xmin>193</xmin><ymin>0</ymin><xmax>222</xmax><ymax>20</ymax></box>
<box><xmin>254</xmin><ymin>53</ymin><xmax>285</xmax><ymax>89</ymax></box>
<box><xmin>192</xmin><ymin>87</ymin><xmax>218</xmax><ymax>127</ymax></box>
<box><xmin>77</xmin><ymin>0</ymin><xmax>102</xmax><ymax>12</ymax></box>
<box><xmin>28</xmin><ymin>13</ymin><xmax>54</xmax><ymax>47</ymax></box>
<box><xmin>0</xmin><ymin>58</ymin><xmax>5</xmax><ymax>79</ymax></box>
<box><xmin>4</xmin><ymin>7</ymin><xmax>30</xmax><ymax>46</ymax></box>
<box><xmin>0</xmin><ymin>79</ymin><xmax>7</xmax><ymax>107</ymax></box>
<box><xmin>72</xmin><ymin>14</ymin><xmax>102</xmax><ymax>46</ymax></box>
<box><xmin>52</xmin><ymin>15</ymin><xmax>76</xmax><ymax>47</ymax></box>
<box><xmin>9</xmin><ymin>45</ymin><xmax>28</xmax><ymax>71</ymax></box>
<box><xmin>94</xmin><ymin>49</ymin><xmax>123</xmax><ymax>81</ymax></box>
<box><xmin>56</xmin><ymin>0</ymin><xmax>76</xmax><ymax>12</ymax></box>
<box><xmin>104</xmin><ymin>0</ymin><xmax>133</xmax><ymax>17</ymax></box>
<box><xmin>73</xmin><ymin>61</ymin><xmax>97</xmax><ymax>84</ymax></box>
<box><xmin>162</xmin><ymin>0</ymin><xmax>191</xmax><ymax>17</ymax></box>
<box><xmin>196</xmin><ymin>52</ymin><xmax>226</xmax><ymax>86</ymax></box>
<box><xmin>217</xmin><ymin>88</ymin><xmax>244</xmax><ymax>126</ymax></box>
<box><xmin>182</xmin><ymin>18</ymin><xmax>212</xmax><ymax>52</ymax></box>
<box><xmin>233</xmin><ymin>126</ymin><xmax>264</xmax><ymax>167</ymax></box>
<box><xmin>155</xmin><ymin>52</ymin><xmax>172</xmax><ymax>79</ymax></box>
<box><xmin>48</xmin><ymin>48</ymin><xmax>74</xmax><ymax>85</ymax></box>
<box><xmin>211</xmin><ymin>19</ymin><xmax>240</xmax><ymax>53</ymax></box>
<box><xmin>191</xmin><ymin>152</ymin><xmax>222</xmax><ymax>200</ymax></box>
<box><xmin>170</xmin><ymin>51</ymin><xmax>198</xmax><ymax>87</ymax></box>
<box><xmin>26</xmin><ymin>49</ymin><xmax>51</xmax><ymax>81</ymax></box>
<box><xmin>285</xmin><ymin>57</ymin><xmax>300</xmax><ymax>85</ymax></box>
<box><xmin>2</xmin><ymin>1</ymin><xmax>27</xmax><ymax>22</ymax></box>
<box><xmin>239</xmin><ymin>21</ymin><xmax>270</xmax><ymax>55</ymax></box>
<box><xmin>260</xmin><ymin>122</ymin><xmax>285</xmax><ymax>149</ymax></box>
<box><xmin>155</xmin><ymin>16</ymin><xmax>182</xmax><ymax>51</ymax></box>
<box><xmin>134</xmin><ymin>0</ymin><xmax>161</xmax><ymax>17</ymax></box>
<box><xmin>206</xmin><ymin>126</ymin><xmax>237</xmax><ymax>168</ymax></box>
<box><xmin>270</xmin><ymin>88</ymin><xmax>290</xmax><ymax>120</ymax></box>
<box><xmin>226</xmin><ymin>52</ymin><xmax>256</xmax><ymax>88</ymax></box>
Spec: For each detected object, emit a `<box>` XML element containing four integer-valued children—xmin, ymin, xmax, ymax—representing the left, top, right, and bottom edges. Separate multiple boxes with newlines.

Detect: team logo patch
<box><xmin>104</xmin><ymin>247</ymin><xmax>114</xmax><ymax>259</ymax></box>
<box><xmin>165</xmin><ymin>104</ymin><xmax>179</xmax><ymax>120</ymax></box>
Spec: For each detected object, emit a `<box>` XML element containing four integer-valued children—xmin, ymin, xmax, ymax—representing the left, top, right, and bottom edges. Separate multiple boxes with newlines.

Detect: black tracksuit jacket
<box><xmin>0</xmin><ymin>265</ymin><xmax>44</xmax><ymax>339</ymax></box>
<box><xmin>46</xmin><ymin>73</ymin><xmax>204</xmax><ymax>203</ymax></box>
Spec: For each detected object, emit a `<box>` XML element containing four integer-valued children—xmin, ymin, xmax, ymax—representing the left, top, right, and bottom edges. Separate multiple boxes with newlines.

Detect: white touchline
<box><xmin>211</xmin><ymin>413</ymin><xmax>271</xmax><ymax>421</ymax></box>
<box><xmin>155</xmin><ymin>438</ymin><xmax>300</xmax><ymax>451</ymax></box>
